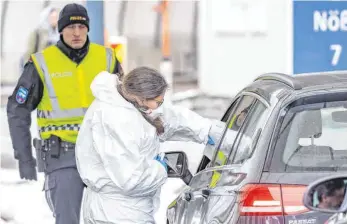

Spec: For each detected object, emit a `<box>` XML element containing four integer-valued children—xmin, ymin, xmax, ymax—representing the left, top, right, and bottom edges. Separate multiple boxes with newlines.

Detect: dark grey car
<box><xmin>166</xmin><ymin>71</ymin><xmax>347</xmax><ymax>224</ymax></box>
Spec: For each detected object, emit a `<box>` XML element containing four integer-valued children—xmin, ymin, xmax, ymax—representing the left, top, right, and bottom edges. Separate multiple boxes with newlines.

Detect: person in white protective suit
<box><xmin>75</xmin><ymin>66</ymin><xmax>225</xmax><ymax>224</ymax></box>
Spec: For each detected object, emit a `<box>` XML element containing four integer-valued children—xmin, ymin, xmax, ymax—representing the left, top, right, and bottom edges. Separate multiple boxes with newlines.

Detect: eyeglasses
<box><xmin>137</xmin><ymin>98</ymin><xmax>164</xmax><ymax>113</ymax></box>
<box><xmin>154</xmin><ymin>98</ymin><xmax>164</xmax><ymax>107</ymax></box>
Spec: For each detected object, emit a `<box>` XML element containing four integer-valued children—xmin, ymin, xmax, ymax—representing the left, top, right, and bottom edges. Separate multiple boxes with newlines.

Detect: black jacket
<box><xmin>7</xmin><ymin>38</ymin><xmax>122</xmax><ymax>163</ymax></box>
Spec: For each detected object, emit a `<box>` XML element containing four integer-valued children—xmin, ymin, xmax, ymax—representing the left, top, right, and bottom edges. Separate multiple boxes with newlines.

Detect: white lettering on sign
<box><xmin>314</xmin><ymin>10</ymin><xmax>347</xmax><ymax>32</ymax></box>
<box><xmin>313</xmin><ymin>10</ymin><xmax>345</xmax><ymax>66</ymax></box>
<box><xmin>341</xmin><ymin>10</ymin><xmax>347</xmax><ymax>31</ymax></box>
<box><xmin>330</xmin><ymin>44</ymin><xmax>342</xmax><ymax>66</ymax></box>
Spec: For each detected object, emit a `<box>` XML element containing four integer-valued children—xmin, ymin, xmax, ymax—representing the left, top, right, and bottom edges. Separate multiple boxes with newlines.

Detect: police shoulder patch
<box><xmin>15</xmin><ymin>86</ymin><xmax>29</xmax><ymax>104</ymax></box>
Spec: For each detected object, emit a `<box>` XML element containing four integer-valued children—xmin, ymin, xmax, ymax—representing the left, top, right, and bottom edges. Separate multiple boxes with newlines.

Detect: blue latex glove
<box><xmin>154</xmin><ymin>154</ymin><xmax>168</xmax><ymax>171</ymax></box>
<box><xmin>207</xmin><ymin>135</ymin><xmax>215</xmax><ymax>145</ymax></box>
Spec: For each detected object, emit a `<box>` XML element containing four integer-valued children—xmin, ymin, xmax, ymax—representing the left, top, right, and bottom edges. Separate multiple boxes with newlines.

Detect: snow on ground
<box><xmin>0</xmin><ymin>94</ymin><xmax>229</xmax><ymax>224</ymax></box>
<box><xmin>0</xmin><ymin>170</ymin><xmax>53</xmax><ymax>224</ymax></box>
<box><xmin>1</xmin><ymin>144</ymin><xmax>203</xmax><ymax>224</ymax></box>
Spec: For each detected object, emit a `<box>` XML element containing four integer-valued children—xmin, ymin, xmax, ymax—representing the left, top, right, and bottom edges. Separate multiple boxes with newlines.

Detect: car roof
<box><xmin>244</xmin><ymin>71</ymin><xmax>347</xmax><ymax>104</ymax></box>
<box><xmin>292</xmin><ymin>70</ymin><xmax>347</xmax><ymax>89</ymax></box>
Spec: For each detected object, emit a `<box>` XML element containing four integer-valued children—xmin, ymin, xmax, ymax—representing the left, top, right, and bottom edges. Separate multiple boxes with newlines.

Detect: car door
<box><xmin>200</xmin><ymin>95</ymin><xmax>269</xmax><ymax>224</ymax></box>
<box><xmin>167</xmin><ymin>96</ymin><xmax>243</xmax><ymax>224</ymax></box>
<box><xmin>168</xmin><ymin>94</ymin><xmax>268</xmax><ymax>224</ymax></box>
<box><xmin>196</xmin><ymin>97</ymin><xmax>241</xmax><ymax>171</ymax></box>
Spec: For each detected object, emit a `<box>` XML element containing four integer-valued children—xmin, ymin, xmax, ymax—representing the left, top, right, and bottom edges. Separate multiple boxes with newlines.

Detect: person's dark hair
<box><xmin>317</xmin><ymin>178</ymin><xmax>345</xmax><ymax>202</ymax></box>
<box><xmin>118</xmin><ymin>66</ymin><xmax>168</xmax><ymax>134</ymax></box>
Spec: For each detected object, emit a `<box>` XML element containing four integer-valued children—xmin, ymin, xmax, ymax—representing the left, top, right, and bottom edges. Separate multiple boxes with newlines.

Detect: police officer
<box><xmin>7</xmin><ymin>3</ymin><xmax>122</xmax><ymax>224</ymax></box>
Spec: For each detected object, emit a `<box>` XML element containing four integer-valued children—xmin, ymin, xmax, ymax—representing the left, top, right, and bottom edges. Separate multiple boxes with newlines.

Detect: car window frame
<box><xmin>209</xmin><ymin>96</ymin><xmax>244</xmax><ymax>167</ymax></box>
<box><xmin>226</xmin><ymin>99</ymin><xmax>268</xmax><ymax>165</ymax></box>
<box><xmin>209</xmin><ymin>92</ymin><xmax>269</xmax><ymax>168</ymax></box>
<box><xmin>221</xmin><ymin>97</ymin><xmax>241</xmax><ymax>122</ymax></box>
<box><xmin>269</xmin><ymin>99</ymin><xmax>347</xmax><ymax>172</ymax></box>
<box><xmin>195</xmin><ymin>96</ymin><xmax>242</xmax><ymax>173</ymax></box>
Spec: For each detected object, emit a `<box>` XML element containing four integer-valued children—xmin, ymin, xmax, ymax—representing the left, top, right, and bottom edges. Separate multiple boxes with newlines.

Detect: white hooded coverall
<box><xmin>75</xmin><ymin>71</ymin><xmax>220</xmax><ymax>224</ymax></box>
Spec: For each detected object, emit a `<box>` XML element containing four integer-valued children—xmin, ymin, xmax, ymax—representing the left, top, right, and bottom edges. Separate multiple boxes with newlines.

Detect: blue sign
<box><xmin>293</xmin><ymin>1</ymin><xmax>347</xmax><ymax>74</ymax></box>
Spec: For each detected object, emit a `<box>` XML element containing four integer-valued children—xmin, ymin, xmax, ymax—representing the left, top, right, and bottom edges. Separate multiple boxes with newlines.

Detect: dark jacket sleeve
<box><xmin>7</xmin><ymin>61</ymin><xmax>43</xmax><ymax>162</ymax></box>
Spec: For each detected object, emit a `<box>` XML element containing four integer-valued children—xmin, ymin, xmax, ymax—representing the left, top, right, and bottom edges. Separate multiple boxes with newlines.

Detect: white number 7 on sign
<box><xmin>330</xmin><ymin>44</ymin><xmax>342</xmax><ymax>66</ymax></box>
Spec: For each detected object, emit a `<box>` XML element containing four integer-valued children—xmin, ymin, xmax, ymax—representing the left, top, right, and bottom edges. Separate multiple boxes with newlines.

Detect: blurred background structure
<box><xmin>0</xmin><ymin>0</ymin><xmax>346</xmax><ymax>223</ymax></box>
<box><xmin>2</xmin><ymin>0</ymin><xmax>346</xmax><ymax>101</ymax></box>
<box><xmin>1</xmin><ymin>0</ymin><xmax>202</xmax><ymax>105</ymax></box>
<box><xmin>0</xmin><ymin>0</ymin><xmax>294</xmax><ymax>103</ymax></box>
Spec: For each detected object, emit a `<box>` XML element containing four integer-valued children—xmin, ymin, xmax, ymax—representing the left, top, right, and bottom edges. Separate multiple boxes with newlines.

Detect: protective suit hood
<box><xmin>90</xmin><ymin>71</ymin><xmax>134</xmax><ymax>110</ymax></box>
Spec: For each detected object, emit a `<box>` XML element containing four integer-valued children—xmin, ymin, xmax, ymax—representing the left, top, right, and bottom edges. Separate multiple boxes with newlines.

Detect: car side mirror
<box><xmin>303</xmin><ymin>176</ymin><xmax>347</xmax><ymax>214</ymax></box>
<box><xmin>164</xmin><ymin>151</ymin><xmax>192</xmax><ymax>185</ymax></box>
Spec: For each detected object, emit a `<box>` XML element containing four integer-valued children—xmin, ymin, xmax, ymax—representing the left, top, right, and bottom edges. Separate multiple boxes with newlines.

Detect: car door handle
<box><xmin>183</xmin><ymin>192</ymin><xmax>192</xmax><ymax>202</ymax></box>
<box><xmin>183</xmin><ymin>189</ymin><xmax>211</xmax><ymax>202</ymax></box>
<box><xmin>201</xmin><ymin>189</ymin><xmax>211</xmax><ymax>199</ymax></box>
<box><xmin>192</xmin><ymin>189</ymin><xmax>211</xmax><ymax>200</ymax></box>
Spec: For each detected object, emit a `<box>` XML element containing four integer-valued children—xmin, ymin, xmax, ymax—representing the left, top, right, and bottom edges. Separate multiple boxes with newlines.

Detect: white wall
<box><xmin>198</xmin><ymin>0</ymin><xmax>292</xmax><ymax>97</ymax></box>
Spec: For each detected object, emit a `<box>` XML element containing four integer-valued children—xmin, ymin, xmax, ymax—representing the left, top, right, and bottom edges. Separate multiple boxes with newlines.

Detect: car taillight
<box><xmin>239</xmin><ymin>184</ymin><xmax>309</xmax><ymax>216</ymax></box>
<box><xmin>281</xmin><ymin>184</ymin><xmax>309</xmax><ymax>215</ymax></box>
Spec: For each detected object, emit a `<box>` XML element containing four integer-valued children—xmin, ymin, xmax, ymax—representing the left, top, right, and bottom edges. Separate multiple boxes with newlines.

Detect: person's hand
<box><xmin>154</xmin><ymin>154</ymin><xmax>168</xmax><ymax>171</ymax></box>
<box><xmin>18</xmin><ymin>159</ymin><xmax>37</xmax><ymax>181</ymax></box>
<box><xmin>208</xmin><ymin>120</ymin><xmax>226</xmax><ymax>145</ymax></box>
<box><xmin>207</xmin><ymin>135</ymin><xmax>215</xmax><ymax>145</ymax></box>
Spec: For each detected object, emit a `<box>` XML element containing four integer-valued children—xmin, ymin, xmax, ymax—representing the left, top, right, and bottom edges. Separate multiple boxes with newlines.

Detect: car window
<box><xmin>275</xmin><ymin>101</ymin><xmax>347</xmax><ymax>171</ymax></box>
<box><xmin>211</xmin><ymin>95</ymin><xmax>256</xmax><ymax>167</ymax></box>
<box><xmin>220</xmin><ymin>98</ymin><xmax>240</xmax><ymax>122</ymax></box>
<box><xmin>227</xmin><ymin>100</ymin><xmax>267</xmax><ymax>164</ymax></box>
<box><xmin>197</xmin><ymin>97</ymin><xmax>243</xmax><ymax>173</ymax></box>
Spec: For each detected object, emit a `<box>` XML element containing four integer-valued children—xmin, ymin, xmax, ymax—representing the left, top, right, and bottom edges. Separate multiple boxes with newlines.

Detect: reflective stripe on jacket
<box><xmin>31</xmin><ymin>43</ymin><xmax>116</xmax><ymax>143</ymax></box>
